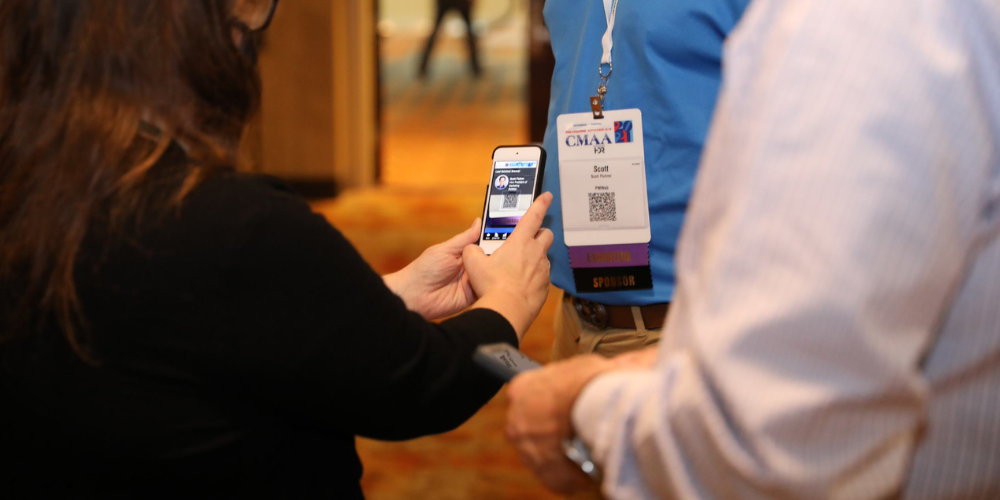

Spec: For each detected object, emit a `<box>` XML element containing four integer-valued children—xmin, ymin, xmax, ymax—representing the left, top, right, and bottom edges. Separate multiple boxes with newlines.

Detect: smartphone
<box><xmin>478</xmin><ymin>145</ymin><xmax>546</xmax><ymax>255</ymax></box>
<box><xmin>473</xmin><ymin>342</ymin><xmax>601</xmax><ymax>481</ymax></box>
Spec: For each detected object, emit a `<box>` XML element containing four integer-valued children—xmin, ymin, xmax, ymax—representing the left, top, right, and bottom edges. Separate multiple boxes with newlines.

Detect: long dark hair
<box><xmin>0</xmin><ymin>0</ymin><xmax>261</xmax><ymax>359</ymax></box>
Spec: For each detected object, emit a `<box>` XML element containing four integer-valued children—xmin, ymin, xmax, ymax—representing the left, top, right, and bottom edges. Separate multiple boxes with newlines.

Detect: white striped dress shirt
<box><xmin>571</xmin><ymin>0</ymin><xmax>1000</xmax><ymax>499</ymax></box>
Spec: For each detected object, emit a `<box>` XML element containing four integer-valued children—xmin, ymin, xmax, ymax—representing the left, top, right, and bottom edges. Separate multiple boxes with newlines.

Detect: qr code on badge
<box><xmin>502</xmin><ymin>193</ymin><xmax>518</xmax><ymax>210</ymax></box>
<box><xmin>588</xmin><ymin>192</ymin><xmax>617</xmax><ymax>222</ymax></box>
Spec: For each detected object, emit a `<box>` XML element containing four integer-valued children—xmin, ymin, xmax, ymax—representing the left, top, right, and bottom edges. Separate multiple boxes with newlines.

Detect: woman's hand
<box><xmin>463</xmin><ymin>193</ymin><xmax>555</xmax><ymax>340</ymax></box>
<box><xmin>383</xmin><ymin>218</ymin><xmax>481</xmax><ymax>320</ymax></box>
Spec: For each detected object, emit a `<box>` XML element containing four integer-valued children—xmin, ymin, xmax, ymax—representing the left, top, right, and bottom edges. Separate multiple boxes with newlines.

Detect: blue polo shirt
<box><xmin>541</xmin><ymin>0</ymin><xmax>750</xmax><ymax>306</ymax></box>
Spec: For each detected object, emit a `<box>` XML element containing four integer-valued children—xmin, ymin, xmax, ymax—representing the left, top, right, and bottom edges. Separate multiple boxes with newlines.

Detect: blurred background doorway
<box><xmin>378</xmin><ymin>0</ymin><xmax>529</xmax><ymax>187</ymax></box>
<box><xmin>251</xmin><ymin>0</ymin><xmax>553</xmax><ymax>193</ymax></box>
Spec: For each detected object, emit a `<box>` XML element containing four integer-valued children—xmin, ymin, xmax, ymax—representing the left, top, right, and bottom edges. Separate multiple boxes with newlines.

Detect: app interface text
<box><xmin>483</xmin><ymin>160</ymin><xmax>538</xmax><ymax>241</ymax></box>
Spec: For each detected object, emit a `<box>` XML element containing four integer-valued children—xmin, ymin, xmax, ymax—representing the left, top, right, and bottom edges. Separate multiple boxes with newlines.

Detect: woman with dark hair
<box><xmin>0</xmin><ymin>1</ymin><xmax>553</xmax><ymax>497</ymax></box>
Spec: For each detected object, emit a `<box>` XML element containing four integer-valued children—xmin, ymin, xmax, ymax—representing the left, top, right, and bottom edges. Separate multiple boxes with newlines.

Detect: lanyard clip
<box><xmin>590</xmin><ymin>96</ymin><xmax>604</xmax><ymax>119</ymax></box>
<box><xmin>592</xmin><ymin>62</ymin><xmax>612</xmax><ymax>119</ymax></box>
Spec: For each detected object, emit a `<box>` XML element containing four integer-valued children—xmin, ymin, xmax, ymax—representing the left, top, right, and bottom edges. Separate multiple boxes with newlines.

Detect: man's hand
<box><xmin>505</xmin><ymin>354</ymin><xmax>616</xmax><ymax>494</ymax></box>
<box><xmin>382</xmin><ymin>218</ymin><xmax>481</xmax><ymax>320</ymax></box>
<box><xmin>612</xmin><ymin>345</ymin><xmax>659</xmax><ymax>369</ymax></box>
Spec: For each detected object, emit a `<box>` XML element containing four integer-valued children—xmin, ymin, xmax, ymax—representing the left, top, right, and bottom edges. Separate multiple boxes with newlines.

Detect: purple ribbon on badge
<box><xmin>569</xmin><ymin>243</ymin><xmax>649</xmax><ymax>268</ymax></box>
<box><xmin>569</xmin><ymin>243</ymin><xmax>653</xmax><ymax>292</ymax></box>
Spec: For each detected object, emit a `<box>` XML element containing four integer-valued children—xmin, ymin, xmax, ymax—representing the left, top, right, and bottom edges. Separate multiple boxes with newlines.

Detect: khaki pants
<box><xmin>551</xmin><ymin>290</ymin><xmax>666</xmax><ymax>499</ymax></box>
<box><xmin>551</xmin><ymin>289</ymin><xmax>664</xmax><ymax>361</ymax></box>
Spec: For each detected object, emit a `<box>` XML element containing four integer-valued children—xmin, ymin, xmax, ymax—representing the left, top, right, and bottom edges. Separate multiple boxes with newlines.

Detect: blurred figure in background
<box><xmin>419</xmin><ymin>0</ymin><xmax>482</xmax><ymax>77</ymax></box>
<box><xmin>0</xmin><ymin>0</ymin><xmax>553</xmax><ymax>497</ymax></box>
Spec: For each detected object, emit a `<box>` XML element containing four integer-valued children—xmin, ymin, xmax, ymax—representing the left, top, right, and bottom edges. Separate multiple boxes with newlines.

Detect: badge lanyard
<box><xmin>556</xmin><ymin>0</ymin><xmax>653</xmax><ymax>294</ymax></box>
<box><xmin>591</xmin><ymin>0</ymin><xmax>619</xmax><ymax>119</ymax></box>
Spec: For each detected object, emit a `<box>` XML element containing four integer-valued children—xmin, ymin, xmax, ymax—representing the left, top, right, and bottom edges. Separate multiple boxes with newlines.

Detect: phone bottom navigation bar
<box><xmin>482</xmin><ymin>231</ymin><xmax>511</xmax><ymax>241</ymax></box>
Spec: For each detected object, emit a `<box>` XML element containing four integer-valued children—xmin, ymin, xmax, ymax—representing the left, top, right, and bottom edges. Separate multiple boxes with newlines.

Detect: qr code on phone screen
<box><xmin>502</xmin><ymin>193</ymin><xmax>518</xmax><ymax>209</ymax></box>
<box><xmin>588</xmin><ymin>192</ymin><xmax>617</xmax><ymax>222</ymax></box>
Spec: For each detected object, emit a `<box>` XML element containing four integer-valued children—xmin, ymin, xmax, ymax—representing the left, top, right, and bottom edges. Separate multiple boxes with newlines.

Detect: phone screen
<box><xmin>482</xmin><ymin>159</ymin><xmax>539</xmax><ymax>243</ymax></box>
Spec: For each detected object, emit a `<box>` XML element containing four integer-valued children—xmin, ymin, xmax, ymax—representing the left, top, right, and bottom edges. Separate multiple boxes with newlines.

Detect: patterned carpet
<box><xmin>308</xmin><ymin>7</ymin><xmax>565</xmax><ymax>498</ymax></box>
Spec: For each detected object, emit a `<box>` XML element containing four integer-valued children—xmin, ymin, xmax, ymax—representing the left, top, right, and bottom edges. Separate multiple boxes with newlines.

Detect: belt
<box><xmin>568</xmin><ymin>294</ymin><xmax>669</xmax><ymax>330</ymax></box>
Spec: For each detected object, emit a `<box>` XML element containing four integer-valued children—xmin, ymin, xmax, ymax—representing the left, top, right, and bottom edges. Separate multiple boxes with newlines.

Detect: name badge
<box><xmin>557</xmin><ymin>109</ymin><xmax>652</xmax><ymax>292</ymax></box>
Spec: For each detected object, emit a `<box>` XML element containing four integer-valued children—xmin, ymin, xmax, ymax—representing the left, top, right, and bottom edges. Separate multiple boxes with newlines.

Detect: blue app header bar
<box><xmin>496</xmin><ymin>161</ymin><xmax>537</xmax><ymax>169</ymax></box>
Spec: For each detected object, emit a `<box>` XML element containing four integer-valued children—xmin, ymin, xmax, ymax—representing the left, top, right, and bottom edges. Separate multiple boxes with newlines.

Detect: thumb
<box><xmin>462</xmin><ymin>243</ymin><xmax>489</xmax><ymax>279</ymax></box>
<box><xmin>442</xmin><ymin>218</ymin><xmax>482</xmax><ymax>252</ymax></box>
